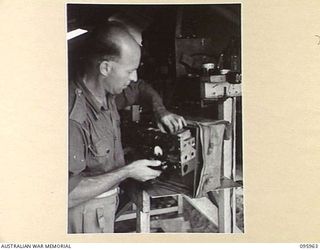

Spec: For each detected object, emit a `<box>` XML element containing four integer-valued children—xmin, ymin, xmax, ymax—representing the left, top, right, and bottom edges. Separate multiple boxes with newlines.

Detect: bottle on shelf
<box><xmin>217</xmin><ymin>53</ymin><xmax>224</xmax><ymax>72</ymax></box>
<box><xmin>230</xmin><ymin>37</ymin><xmax>241</xmax><ymax>72</ymax></box>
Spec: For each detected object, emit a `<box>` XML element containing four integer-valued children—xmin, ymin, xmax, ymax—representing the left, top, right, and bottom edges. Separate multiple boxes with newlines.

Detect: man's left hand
<box><xmin>157</xmin><ymin>113</ymin><xmax>187</xmax><ymax>134</ymax></box>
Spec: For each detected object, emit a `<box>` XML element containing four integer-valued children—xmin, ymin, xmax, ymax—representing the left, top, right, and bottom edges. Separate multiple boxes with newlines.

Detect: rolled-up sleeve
<box><xmin>69</xmin><ymin>120</ymin><xmax>86</xmax><ymax>192</ymax></box>
<box><xmin>115</xmin><ymin>79</ymin><xmax>170</xmax><ymax>119</ymax></box>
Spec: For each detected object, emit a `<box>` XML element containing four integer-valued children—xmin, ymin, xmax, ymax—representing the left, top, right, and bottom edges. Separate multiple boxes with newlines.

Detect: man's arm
<box><xmin>115</xmin><ymin>79</ymin><xmax>186</xmax><ymax>133</ymax></box>
<box><xmin>68</xmin><ymin>121</ymin><xmax>162</xmax><ymax>208</ymax></box>
<box><xmin>115</xmin><ymin>79</ymin><xmax>169</xmax><ymax>118</ymax></box>
<box><xmin>69</xmin><ymin>159</ymin><xmax>162</xmax><ymax>208</ymax></box>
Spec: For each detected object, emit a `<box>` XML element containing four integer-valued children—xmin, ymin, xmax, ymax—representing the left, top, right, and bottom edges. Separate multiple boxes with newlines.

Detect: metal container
<box><xmin>201</xmin><ymin>63</ymin><xmax>215</xmax><ymax>76</ymax></box>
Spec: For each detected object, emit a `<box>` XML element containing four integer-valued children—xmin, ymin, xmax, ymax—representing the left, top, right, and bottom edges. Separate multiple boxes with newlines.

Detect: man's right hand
<box><xmin>126</xmin><ymin>159</ymin><xmax>162</xmax><ymax>182</ymax></box>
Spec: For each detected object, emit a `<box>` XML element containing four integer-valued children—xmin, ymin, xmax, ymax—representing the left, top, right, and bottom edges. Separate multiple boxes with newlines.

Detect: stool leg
<box><xmin>218</xmin><ymin>189</ymin><xmax>232</xmax><ymax>233</ymax></box>
<box><xmin>136</xmin><ymin>190</ymin><xmax>150</xmax><ymax>233</ymax></box>
<box><xmin>177</xmin><ymin>195</ymin><xmax>184</xmax><ymax>214</ymax></box>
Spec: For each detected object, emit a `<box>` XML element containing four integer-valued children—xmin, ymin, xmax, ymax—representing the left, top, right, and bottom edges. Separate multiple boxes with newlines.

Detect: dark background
<box><xmin>67</xmin><ymin>4</ymin><xmax>241</xmax><ymax>105</ymax></box>
<box><xmin>67</xmin><ymin>4</ymin><xmax>242</xmax><ymax>171</ymax></box>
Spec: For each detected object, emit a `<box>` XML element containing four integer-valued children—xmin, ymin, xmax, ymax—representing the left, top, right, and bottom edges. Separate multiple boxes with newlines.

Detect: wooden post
<box><xmin>217</xmin><ymin>97</ymin><xmax>235</xmax><ymax>233</ymax></box>
<box><xmin>232</xmin><ymin>97</ymin><xmax>238</xmax><ymax>231</ymax></box>
<box><xmin>218</xmin><ymin>189</ymin><xmax>232</xmax><ymax>233</ymax></box>
<box><xmin>183</xmin><ymin>195</ymin><xmax>218</xmax><ymax>227</ymax></box>
<box><xmin>136</xmin><ymin>190</ymin><xmax>150</xmax><ymax>233</ymax></box>
<box><xmin>218</xmin><ymin>97</ymin><xmax>233</xmax><ymax>178</ymax></box>
<box><xmin>177</xmin><ymin>195</ymin><xmax>184</xmax><ymax>214</ymax></box>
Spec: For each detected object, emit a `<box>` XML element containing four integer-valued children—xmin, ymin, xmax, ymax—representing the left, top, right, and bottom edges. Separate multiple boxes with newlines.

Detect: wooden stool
<box><xmin>116</xmin><ymin>178</ymin><xmax>241</xmax><ymax>233</ymax></box>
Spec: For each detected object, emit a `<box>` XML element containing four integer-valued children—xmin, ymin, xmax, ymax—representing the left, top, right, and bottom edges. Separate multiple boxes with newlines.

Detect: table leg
<box><xmin>218</xmin><ymin>188</ymin><xmax>232</xmax><ymax>233</ymax></box>
<box><xmin>136</xmin><ymin>190</ymin><xmax>150</xmax><ymax>233</ymax></box>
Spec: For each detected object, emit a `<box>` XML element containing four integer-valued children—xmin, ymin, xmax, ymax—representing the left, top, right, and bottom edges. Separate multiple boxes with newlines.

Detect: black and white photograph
<box><xmin>2</xmin><ymin>0</ymin><xmax>320</xmax><ymax>245</ymax></box>
<box><xmin>67</xmin><ymin>4</ymin><xmax>243</xmax><ymax>234</ymax></box>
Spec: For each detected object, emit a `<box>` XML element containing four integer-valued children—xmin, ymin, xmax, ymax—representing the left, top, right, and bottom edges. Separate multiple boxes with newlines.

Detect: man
<box><xmin>68</xmin><ymin>21</ymin><xmax>186</xmax><ymax>233</ymax></box>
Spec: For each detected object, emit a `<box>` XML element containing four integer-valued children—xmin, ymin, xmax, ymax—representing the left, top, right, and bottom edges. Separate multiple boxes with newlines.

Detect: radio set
<box><xmin>122</xmin><ymin>123</ymin><xmax>197</xmax><ymax>176</ymax></box>
<box><xmin>121</xmin><ymin>121</ymin><xmax>200</xmax><ymax>196</ymax></box>
<box><xmin>121</xmin><ymin>116</ymin><xmax>230</xmax><ymax>197</ymax></box>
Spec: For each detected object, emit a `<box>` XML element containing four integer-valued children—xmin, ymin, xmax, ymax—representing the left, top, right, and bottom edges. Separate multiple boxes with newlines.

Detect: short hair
<box><xmin>78</xmin><ymin>21</ymin><xmax>130</xmax><ymax>71</ymax></box>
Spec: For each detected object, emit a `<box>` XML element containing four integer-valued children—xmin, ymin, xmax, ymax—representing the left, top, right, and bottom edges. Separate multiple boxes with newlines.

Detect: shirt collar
<box><xmin>75</xmin><ymin>76</ymin><xmax>113</xmax><ymax>119</ymax></box>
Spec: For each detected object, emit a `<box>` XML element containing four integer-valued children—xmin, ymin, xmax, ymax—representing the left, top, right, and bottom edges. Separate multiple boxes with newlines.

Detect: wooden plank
<box><xmin>136</xmin><ymin>211</ymin><xmax>150</xmax><ymax>233</ymax></box>
<box><xmin>217</xmin><ymin>97</ymin><xmax>237</xmax><ymax>233</ymax></box>
<box><xmin>218</xmin><ymin>189</ymin><xmax>232</xmax><ymax>233</ymax></box>
<box><xmin>116</xmin><ymin>206</ymin><xmax>179</xmax><ymax>222</ymax></box>
<box><xmin>146</xmin><ymin>187</ymin><xmax>179</xmax><ymax>198</ymax></box>
<box><xmin>182</xmin><ymin>195</ymin><xmax>218</xmax><ymax>227</ymax></box>
<box><xmin>231</xmin><ymin>187</ymin><xmax>237</xmax><ymax>233</ymax></box>
<box><xmin>232</xmin><ymin>97</ymin><xmax>238</xmax><ymax>232</ymax></box>
<box><xmin>217</xmin><ymin>177</ymin><xmax>241</xmax><ymax>190</ymax></box>
<box><xmin>177</xmin><ymin>195</ymin><xmax>184</xmax><ymax>214</ymax></box>
<box><xmin>218</xmin><ymin>97</ymin><xmax>233</xmax><ymax>178</ymax></box>
<box><xmin>136</xmin><ymin>190</ymin><xmax>150</xmax><ymax>233</ymax></box>
<box><xmin>233</xmin><ymin>224</ymin><xmax>243</xmax><ymax>233</ymax></box>
<box><xmin>232</xmin><ymin>96</ymin><xmax>237</xmax><ymax>180</ymax></box>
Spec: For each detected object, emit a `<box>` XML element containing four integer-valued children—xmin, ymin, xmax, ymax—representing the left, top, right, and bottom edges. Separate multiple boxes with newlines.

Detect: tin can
<box><xmin>201</xmin><ymin>63</ymin><xmax>215</xmax><ymax>76</ymax></box>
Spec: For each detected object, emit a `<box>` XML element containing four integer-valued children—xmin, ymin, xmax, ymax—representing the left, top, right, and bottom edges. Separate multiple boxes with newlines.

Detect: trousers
<box><xmin>68</xmin><ymin>191</ymin><xmax>118</xmax><ymax>233</ymax></box>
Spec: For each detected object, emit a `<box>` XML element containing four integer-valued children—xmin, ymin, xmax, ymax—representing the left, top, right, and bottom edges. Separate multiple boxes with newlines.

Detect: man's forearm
<box><xmin>116</xmin><ymin>79</ymin><xmax>170</xmax><ymax>118</ymax></box>
<box><xmin>137</xmin><ymin>81</ymin><xmax>170</xmax><ymax>118</ymax></box>
<box><xmin>68</xmin><ymin>167</ymin><xmax>130</xmax><ymax>208</ymax></box>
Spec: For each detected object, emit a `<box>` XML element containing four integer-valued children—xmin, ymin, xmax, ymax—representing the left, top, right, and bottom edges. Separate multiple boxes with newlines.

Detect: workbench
<box><xmin>116</xmin><ymin>96</ymin><xmax>242</xmax><ymax>233</ymax></box>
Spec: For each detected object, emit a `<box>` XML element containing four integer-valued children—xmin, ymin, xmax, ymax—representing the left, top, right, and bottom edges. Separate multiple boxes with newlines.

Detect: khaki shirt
<box><xmin>69</xmin><ymin>78</ymin><xmax>168</xmax><ymax>192</ymax></box>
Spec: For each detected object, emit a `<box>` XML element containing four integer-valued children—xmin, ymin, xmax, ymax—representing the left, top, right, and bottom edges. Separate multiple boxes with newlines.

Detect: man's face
<box><xmin>104</xmin><ymin>46</ymin><xmax>141</xmax><ymax>95</ymax></box>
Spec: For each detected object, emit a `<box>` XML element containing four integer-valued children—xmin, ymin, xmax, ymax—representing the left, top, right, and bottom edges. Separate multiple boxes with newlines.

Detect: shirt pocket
<box><xmin>88</xmin><ymin>139</ymin><xmax>112</xmax><ymax>171</ymax></box>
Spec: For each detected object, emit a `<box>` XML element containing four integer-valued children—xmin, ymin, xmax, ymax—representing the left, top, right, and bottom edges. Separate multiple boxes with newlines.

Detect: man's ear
<box><xmin>99</xmin><ymin>60</ymin><xmax>112</xmax><ymax>77</ymax></box>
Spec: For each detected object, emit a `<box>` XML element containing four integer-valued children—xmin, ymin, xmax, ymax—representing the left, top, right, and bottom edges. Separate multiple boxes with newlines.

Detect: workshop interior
<box><xmin>67</xmin><ymin>4</ymin><xmax>243</xmax><ymax>233</ymax></box>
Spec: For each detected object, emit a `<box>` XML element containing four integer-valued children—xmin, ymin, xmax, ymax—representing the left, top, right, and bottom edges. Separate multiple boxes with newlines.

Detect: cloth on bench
<box><xmin>188</xmin><ymin>120</ymin><xmax>230</xmax><ymax>197</ymax></box>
